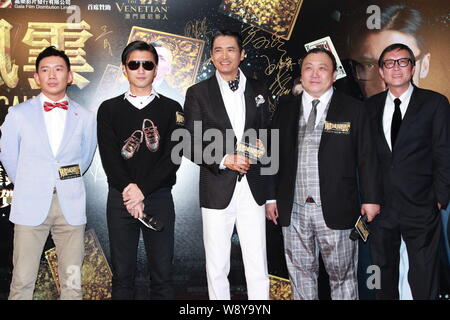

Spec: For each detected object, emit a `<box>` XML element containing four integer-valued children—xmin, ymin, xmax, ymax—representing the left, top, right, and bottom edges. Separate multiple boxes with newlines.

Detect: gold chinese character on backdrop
<box><xmin>0</xmin><ymin>19</ymin><xmax>19</xmax><ymax>88</ymax></box>
<box><xmin>22</xmin><ymin>20</ymin><xmax>93</xmax><ymax>89</ymax></box>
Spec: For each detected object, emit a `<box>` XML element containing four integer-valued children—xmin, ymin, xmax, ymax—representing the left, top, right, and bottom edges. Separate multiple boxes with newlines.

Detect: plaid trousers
<box><xmin>283</xmin><ymin>202</ymin><xmax>358</xmax><ymax>300</ymax></box>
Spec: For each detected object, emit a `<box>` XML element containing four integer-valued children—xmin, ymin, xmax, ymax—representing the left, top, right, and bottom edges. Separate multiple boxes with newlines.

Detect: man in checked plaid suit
<box><xmin>266</xmin><ymin>48</ymin><xmax>381</xmax><ymax>300</ymax></box>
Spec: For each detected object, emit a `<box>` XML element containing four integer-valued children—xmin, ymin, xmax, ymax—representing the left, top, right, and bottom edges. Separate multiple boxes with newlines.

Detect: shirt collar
<box><xmin>388</xmin><ymin>82</ymin><xmax>414</xmax><ymax>104</ymax></box>
<box><xmin>302</xmin><ymin>86</ymin><xmax>334</xmax><ymax>105</ymax></box>
<box><xmin>39</xmin><ymin>92</ymin><xmax>69</xmax><ymax>105</ymax></box>
<box><xmin>215</xmin><ymin>68</ymin><xmax>246</xmax><ymax>93</ymax></box>
<box><xmin>124</xmin><ymin>87</ymin><xmax>160</xmax><ymax>101</ymax></box>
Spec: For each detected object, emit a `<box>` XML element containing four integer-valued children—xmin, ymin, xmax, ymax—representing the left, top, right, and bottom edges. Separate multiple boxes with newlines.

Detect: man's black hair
<box><xmin>121</xmin><ymin>40</ymin><xmax>159</xmax><ymax>65</ymax></box>
<box><xmin>211</xmin><ymin>30</ymin><xmax>243</xmax><ymax>52</ymax></box>
<box><xmin>35</xmin><ymin>46</ymin><xmax>71</xmax><ymax>71</ymax></box>
<box><xmin>378</xmin><ymin>43</ymin><xmax>416</xmax><ymax>68</ymax></box>
<box><xmin>299</xmin><ymin>47</ymin><xmax>337</xmax><ymax>72</ymax></box>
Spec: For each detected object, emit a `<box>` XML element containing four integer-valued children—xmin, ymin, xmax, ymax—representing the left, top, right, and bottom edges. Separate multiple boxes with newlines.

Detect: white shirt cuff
<box><xmin>219</xmin><ymin>155</ymin><xmax>228</xmax><ymax>170</ymax></box>
<box><xmin>266</xmin><ymin>200</ymin><xmax>276</xmax><ymax>204</ymax></box>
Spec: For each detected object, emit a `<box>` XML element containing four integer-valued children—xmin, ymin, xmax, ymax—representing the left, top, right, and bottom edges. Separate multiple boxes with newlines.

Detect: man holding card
<box><xmin>184</xmin><ymin>30</ymin><xmax>272</xmax><ymax>300</ymax></box>
<box><xmin>266</xmin><ymin>47</ymin><xmax>381</xmax><ymax>300</ymax></box>
<box><xmin>0</xmin><ymin>46</ymin><xmax>97</xmax><ymax>299</ymax></box>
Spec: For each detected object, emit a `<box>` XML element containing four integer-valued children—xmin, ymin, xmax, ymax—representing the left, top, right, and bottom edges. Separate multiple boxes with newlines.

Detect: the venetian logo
<box><xmin>115</xmin><ymin>0</ymin><xmax>169</xmax><ymax>21</ymax></box>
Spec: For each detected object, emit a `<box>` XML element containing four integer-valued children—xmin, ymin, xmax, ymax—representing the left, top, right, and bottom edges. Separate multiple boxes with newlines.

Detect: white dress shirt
<box><xmin>124</xmin><ymin>88</ymin><xmax>159</xmax><ymax>109</ymax></box>
<box><xmin>382</xmin><ymin>83</ymin><xmax>414</xmax><ymax>151</ymax></box>
<box><xmin>216</xmin><ymin>68</ymin><xmax>247</xmax><ymax>142</ymax></box>
<box><xmin>216</xmin><ymin>69</ymin><xmax>247</xmax><ymax>169</ymax></box>
<box><xmin>215</xmin><ymin>70</ymin><xmax>275</xmax><ymax>205</ymax></box>
<box><xmin>302</xmin><ymin>87</ymin><xmax>334</xmax><ymax>127</ymax></box>
<box><xmin>40</xmin><ymin>93</ymin><xmax>68</xmax><ymax>156</ymax></box>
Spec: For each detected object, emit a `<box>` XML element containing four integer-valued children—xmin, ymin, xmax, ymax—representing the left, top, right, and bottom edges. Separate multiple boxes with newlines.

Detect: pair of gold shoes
<box><xmin>121</xmin><ymin>119</ymin><xmax>160</xmax><ymax>160</ymax></box>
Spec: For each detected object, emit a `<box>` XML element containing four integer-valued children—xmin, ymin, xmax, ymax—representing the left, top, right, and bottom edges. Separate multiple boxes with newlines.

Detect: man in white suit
<box><xmin>0</xmin><ymin>46</ymin><xmax>97</xmax><ymax>299</ymax></box>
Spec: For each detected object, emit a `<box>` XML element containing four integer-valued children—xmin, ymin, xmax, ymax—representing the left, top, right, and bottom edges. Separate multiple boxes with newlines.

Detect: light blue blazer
<box><xmin>0</xmin><ymin>96</ymin><xmax>97</xmax><ymax>226</ymax></box>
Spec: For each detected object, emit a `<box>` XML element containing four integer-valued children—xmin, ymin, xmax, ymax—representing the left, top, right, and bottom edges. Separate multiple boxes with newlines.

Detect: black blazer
<box><xmin>365</xmin><ymin>86</ymin><xmax>450</xmax><ymax>217</ymax></box>
<box><xmin>183</xmin><ymin>74</ymin><xmax>272</xmax><ymax>209</ymax></box>
<box><xmin>271</xmin><ymin>89</ymin><xmax>381</xmax><ymax>229</ymax></box>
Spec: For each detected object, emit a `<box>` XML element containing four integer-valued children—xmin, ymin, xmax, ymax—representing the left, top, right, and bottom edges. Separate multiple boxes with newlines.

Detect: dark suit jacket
<box><xmin>365</xmin><ymin>86</ymin><xmax>450</xmax><ymax>218</ymax></box>
<box><xmin>184</xmin><ymin>74</ymin><xmax>272</xmax><ymax>209</ymax></box>
<box><xmin>271</xmin><ymin>89</ymin><xmax>381</xmax><ymax>229</ymax></box>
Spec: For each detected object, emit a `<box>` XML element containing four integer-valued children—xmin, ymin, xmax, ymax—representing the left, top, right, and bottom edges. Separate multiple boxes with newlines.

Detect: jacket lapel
<box><xmin>208</xmin><ymin>76</ymin><xmax>234</xmax><ymax>136</ymax></box>
<box><xmin>318</xmin><ymin>90</ymin><xmax>340</xmax><ymax>153</ymax></box>
<box><xmin>392</xmin><ymin>86</ymin><xmax>421</xmax><ymax>151</ymax></box>
<box><xmin>30</xmin><ymin>97</ymin><xmax>54</xmax><ymax>157</ymax></box>
<box><xmin>243</xmin><ymin>80</ymin><xmax>257</xmax><ymax>132</ymax></box>
<box><xmin>55</xmin><ymin>98</ymin><xmax>79</xmax><ymax>157</ymax></box>
<box><xmin>289</xmin><ymin>93</ymin><xmax>302</xmax><ymax>177</ymax></box>
<box><xmin>296</xmin><ymin>93</ymin><xmax>305</xmax><ymax>143</ymax></box>
<box><xmin>376</xmin><ymin>91</ymin><xmax>391</xmax><ymax>154</ymax></box>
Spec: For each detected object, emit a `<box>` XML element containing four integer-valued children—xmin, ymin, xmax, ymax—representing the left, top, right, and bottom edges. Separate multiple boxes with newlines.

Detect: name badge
<box><xmin>176</xmin><ymin>111</ymin><xmax>185</xmax><ymax>126</ymax></box>
<box><xmin>58</xmin><ymin>164</ymin><xmax>81</xmax><ymax>180</ymax></box>
<box><xmin>324</xmin><ymin>121</ymin><xmax>351</xmax><ymax>134</ymax></box>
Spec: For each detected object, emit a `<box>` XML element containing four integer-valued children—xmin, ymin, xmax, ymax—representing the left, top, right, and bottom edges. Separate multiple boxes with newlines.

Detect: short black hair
<box><xmin>299</xmin><ymin>47</ymin><xmax>337</xmax><ymax>72</ymax></box>
<box><xmin>121</xmin><ymin>40</ymin><xmax>159</xmax><ymax>65</ymax></box>
<box><xmin>211</xmin><ymin>30</ymin><xmax>243</xmax><ymax>52</ymax></box>
<box><xmin>378</xmin><ymin>43</ymin><xmax>416</xmax><ymax>68</ymax></box>
<box><xmin>35</xmin><ymin>46</ymin><xmax>71</xmax><ymax>71</ymax></box>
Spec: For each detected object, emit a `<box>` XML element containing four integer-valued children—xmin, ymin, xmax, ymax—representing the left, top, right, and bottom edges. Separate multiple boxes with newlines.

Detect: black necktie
<box><xmin>391</xmin><ymin>98</ymin><xmax>402</xmax><ymax>148</ymax></box>
<box><xmin>228</xmin><ymin>70</ymin><xmax>240</xmax><ymax>91</ymax></box>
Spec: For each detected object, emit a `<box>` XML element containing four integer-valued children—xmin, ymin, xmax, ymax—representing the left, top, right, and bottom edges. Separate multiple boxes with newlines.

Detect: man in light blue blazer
<box><xmin>0</xmin><ymin>46</ymin><xmax>96</xmax><ymax>299</ymax></box>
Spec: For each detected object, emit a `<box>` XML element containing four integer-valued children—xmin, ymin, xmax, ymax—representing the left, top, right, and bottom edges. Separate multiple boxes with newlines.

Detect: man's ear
<box><xmin>33</xmin><ymin>72</ymin><xmax>41</xmax><ymax>88</ymax></box>
<box><xmin>419</xmin><ymin>53</ymin><xmax>430</xmax><ymax>79</ymax></box>
<box><xmin>67</xmin><ymin>70</ymin><xmax>73</xmax><ymax>85</ymax></box>
<box><xmin>240</xmin><ymin>49</ymin><xmax>246</xmax><ymax>62</ymax></box>
<box><xmin>332</xmin><ymin>70</ymin><xmax>337</xmax><ymax>83</ymax></box>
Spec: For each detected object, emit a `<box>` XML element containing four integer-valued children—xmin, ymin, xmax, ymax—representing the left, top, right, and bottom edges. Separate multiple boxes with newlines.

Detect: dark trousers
<box><xmin>370</xmin><ymin>205</ymin><xmax>441</xmax><ymax>300</ymax></box>
<box><xmin>107</xmin><ymin>187</ymin><xmax>175</xmax><ymax>300</ymax></box>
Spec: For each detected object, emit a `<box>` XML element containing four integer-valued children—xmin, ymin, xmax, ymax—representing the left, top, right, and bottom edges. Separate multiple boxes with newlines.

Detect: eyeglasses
<box><xmin>382</xmin><ymin>58</ymin><xmax>413</xmax><ymax>69</ymax></box>
<box><xmin>126</xmin><ymin>60</ymin><xmax>155</xmax><ymax>71</ymax></box>
<box><xmin>383</xmin><ymin>58</ymin><xmax>412</xmax><ymax>69</ymax></box>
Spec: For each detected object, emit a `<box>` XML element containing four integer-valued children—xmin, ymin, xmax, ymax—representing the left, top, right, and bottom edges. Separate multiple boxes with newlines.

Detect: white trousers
<box><xmin>201</xmin><ymin>176</ymin><xmax>269</xmax><ymax>300</ymax></box>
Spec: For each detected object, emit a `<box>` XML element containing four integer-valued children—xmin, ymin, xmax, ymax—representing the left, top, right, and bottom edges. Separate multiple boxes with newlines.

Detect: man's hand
<box><xmin>123</xmin><ymin>183</ymin><xmax>145</xmax><ymax>209</ymax></box>
<box><xmin>438</xmin><ymin>203</ymin><xmax>442</xmax><ymax>210</ymax></box>
<box><xmin>266</xmin><ymin>202</ymin><xmax>279</xmax><ymax>225</ymax></box>
<box><xmin>224</xmin><ymin>154</ymin><xmax>250</xmax><ymax>174</ymax></box>
<box><xmin>361</xmin><ymin>203</ymin><xmax>380</xmax><ymax>222</ymax></box>
<box><xmin>126</xmin><ymin>201</ymin><xmax>145</xmax><ymax>219</ymax></box>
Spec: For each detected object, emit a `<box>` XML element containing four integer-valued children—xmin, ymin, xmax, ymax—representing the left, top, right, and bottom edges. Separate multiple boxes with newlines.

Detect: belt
<box><xmin>305</xmin><ymin>197</ymin><xmax>315</xmax><ymax>203</ymax></box>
